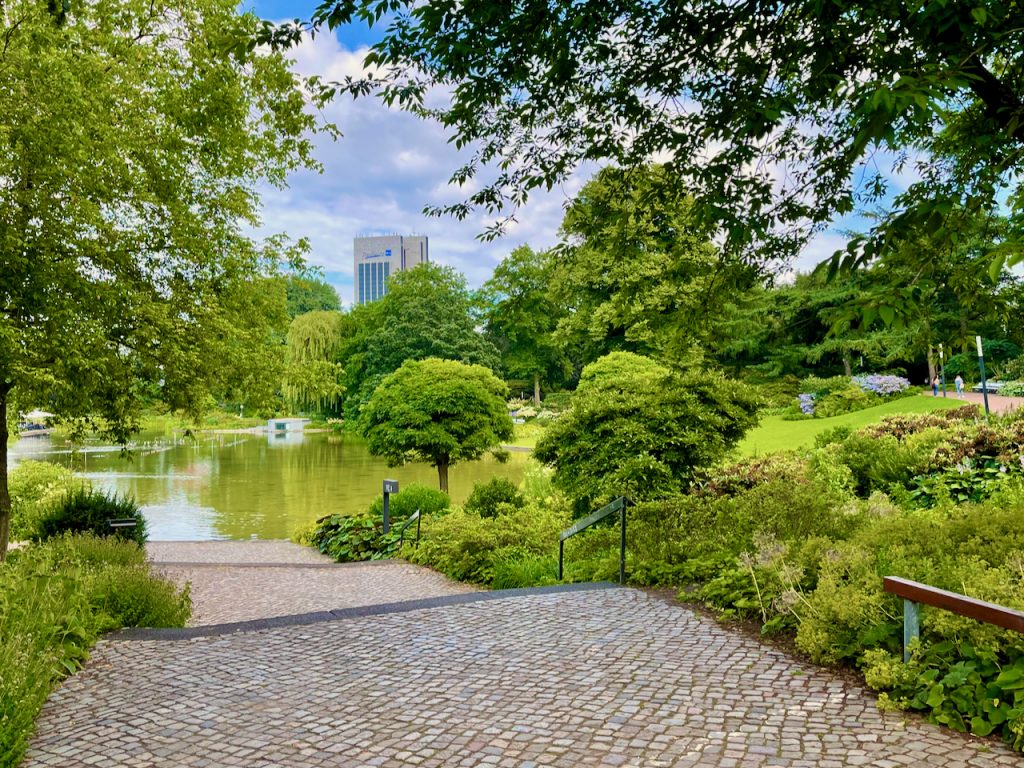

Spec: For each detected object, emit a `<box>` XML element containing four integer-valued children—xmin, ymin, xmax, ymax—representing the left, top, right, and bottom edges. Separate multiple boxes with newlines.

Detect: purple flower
<box><xmin>852</xmin><ymin>374</ymin><xmax>911</xmax><ymax>396</ymax></box>
<box><xmin>798</xmin><ymin>393</ymin><xmax>816</xmax><ymax>415</ymax></box>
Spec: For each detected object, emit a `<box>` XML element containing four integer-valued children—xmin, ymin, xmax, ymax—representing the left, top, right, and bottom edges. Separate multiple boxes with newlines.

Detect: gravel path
<box><xmin>23</xmin><ymin>547</ymin><xmax>1021</xmax><ymax>768</ymax></box>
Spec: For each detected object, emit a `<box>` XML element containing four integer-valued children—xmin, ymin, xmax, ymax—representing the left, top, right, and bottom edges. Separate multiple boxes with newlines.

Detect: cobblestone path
<box><xmin>147</xmin><ymin>541</ymin><xmax>478</xmax><ymax>625</ymax></box>
<box><xmin>23</xmin><ymin>544</ymin><xmax>1021</xmax><ymax>767</ymax></box>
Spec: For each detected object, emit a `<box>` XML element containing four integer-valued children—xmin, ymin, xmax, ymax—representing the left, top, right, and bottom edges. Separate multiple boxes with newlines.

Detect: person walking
<box><xmin>932</xmin><ymin>376</ymin><xmax>940</xmax><ymax>396</ymax></box>
<box><xmin>955</xmin><ymin>374</ymin><xmax>964</xmax><ymax>398</ymax></box>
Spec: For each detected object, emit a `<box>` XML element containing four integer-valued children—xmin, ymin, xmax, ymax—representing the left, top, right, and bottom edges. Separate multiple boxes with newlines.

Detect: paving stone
<box><xmin>24</xmin><ymin>583</ymin><xmax>1022</xmax><ymax>767</ymax></box>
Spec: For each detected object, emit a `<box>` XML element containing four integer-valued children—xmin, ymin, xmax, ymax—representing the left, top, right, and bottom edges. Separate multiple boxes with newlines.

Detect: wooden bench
<box><xmin>883</xmin><ymin>576</ymin><xmax>1024</xmax><ymax>661</ymax></box>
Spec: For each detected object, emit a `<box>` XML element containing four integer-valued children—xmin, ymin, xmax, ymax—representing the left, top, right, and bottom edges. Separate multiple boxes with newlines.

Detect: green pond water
<box><xmin>9</xmin><ymin>431</ymin><xmax>530</xmax><ymax>540</ymax></box>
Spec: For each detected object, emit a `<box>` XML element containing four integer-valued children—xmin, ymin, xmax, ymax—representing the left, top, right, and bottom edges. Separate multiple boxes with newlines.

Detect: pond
<box><xmin>9</xmin><ymin>431</ymin><xmax>530</xmax><ymax>541</ymax></box>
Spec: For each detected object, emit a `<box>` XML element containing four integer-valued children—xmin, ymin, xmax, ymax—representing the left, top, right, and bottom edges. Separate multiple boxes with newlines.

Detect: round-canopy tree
<box><xmin>0</xmin><ymin>0</ymin><xmax>319</xmax><ymax>557</ymax></box>
<box><xmin>534</xmin><ymin>352</ymin><xmax>761</xmax><ymax>513</ymax></box>
<box><xmin>360</xmin><ymin>358</ymin><xmax>513</xmax><ymax>492</ymax></box>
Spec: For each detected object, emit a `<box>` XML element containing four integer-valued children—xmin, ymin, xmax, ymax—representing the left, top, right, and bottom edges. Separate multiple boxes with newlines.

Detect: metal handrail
<box><xmin>396</xmin><ymin>509</ymin><xmax>421</xmax><ymax>548</ymax></box>
<box><xmin>558</xmin><ymin>496</ymin><xmax>627</xmax><ymax>584</ymax></box>
<box><xmin>884</xmin><ymin>576</ymin><xmax>1024</xmax><ymax>661</ymax></box>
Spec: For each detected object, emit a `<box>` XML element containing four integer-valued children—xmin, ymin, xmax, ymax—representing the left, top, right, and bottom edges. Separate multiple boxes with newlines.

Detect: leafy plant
<box><xmin>463</xmin><ymin>477</ymin><xmax>524</xmax><ymax>518</ymax></box>
<box><xmin>367</xmin><ymin>483</ymin><xmax>450</xmax><ymax>519</ymax></box>
<box><xmin>309</xmin><ymin>514</ymin><xmax>401</xmax><ymax>562</ymax></box>
<box><xmin>8</xmin><ymin>461</ymin><xmax>82</xmax><ymax>541</ymax></box>
<box><xmin>35</xmin><ymin>489</ymin><xmax>147</xmax><ymax>545</ymax></box>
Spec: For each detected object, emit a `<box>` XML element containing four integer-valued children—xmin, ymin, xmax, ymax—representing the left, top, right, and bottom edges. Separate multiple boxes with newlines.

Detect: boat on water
<box><xmin>17</xmin><ymin>409</ymin><xmax>55</xmax><ymax>437</ymax></box>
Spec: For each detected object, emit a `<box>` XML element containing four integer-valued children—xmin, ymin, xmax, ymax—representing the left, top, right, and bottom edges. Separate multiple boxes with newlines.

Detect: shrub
<box><xmin>35</xmin><ymin>488</ymin><xmax>147</xmax><ymax>545</ymax></box>
<box><xmin>366</xmin><ymin>482</ymin><xmax>450</xmax><ymax>519</ymax></box>
<box><xmin>405</xmin><ymin>502</ymin><xmax>569</xmax><ymax>585</ymax></box>
<box><xmin>9</xmin><ymin>461</ymin><xmax>81</xmax><ymax>541</ymax></box>
<box><xmin>0</xmin><ymin>535</ymin><xmax>189</xmax><ymax>766</ymax></box>
<box><xmin>464</xmin><ymin>477</ymin><xmax>525</xmax><ymax>518</ymax></box>
<box><xmin>815</xmin><ymin>383</ymin><xmax>872</xmax><ymax>418</ymax></box>
<box><xmin>490</xmin><ymin>553</ymin><xmax>559</xmax><ymax>589</ymax></box>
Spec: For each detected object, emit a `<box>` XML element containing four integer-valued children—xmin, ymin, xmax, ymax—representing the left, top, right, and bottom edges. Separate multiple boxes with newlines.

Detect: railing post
<box><xmin>903</xmin><ymin>599</ymin><xmax>920</xmax><ymax>662</ymax></box>
<box><xmin>558</xmin><ymin>539</ymin><xmax>564</xmax><ymax>581</ymax></box>
<box><xmin>619</xmin><ymin>500</ymin><xmax>626</xmax><ymax>585</ymax></box>
<box><xmin>415</xmin><ymin>509</ymin><xmax>421</xmax><ymax>546</ymax></box>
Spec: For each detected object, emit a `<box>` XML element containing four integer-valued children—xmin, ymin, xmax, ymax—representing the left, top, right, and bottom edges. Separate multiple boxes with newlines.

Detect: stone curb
<box><xmin>150</xmin><ymin>560</ymin><xmax>400</xmax><ymax>569</ymax></box>
<box><xmin>114</xmin><ymin>582</ymin><xmax>620</xmax><ymax>641</ymax></box>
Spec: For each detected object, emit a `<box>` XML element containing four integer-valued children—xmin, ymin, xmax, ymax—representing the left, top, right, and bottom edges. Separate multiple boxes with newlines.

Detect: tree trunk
<box><xmin>842</xmin><ymin>353</ymin><xmax>852</xmax><ymax>377</ymax></box>
<box><xmin>533</xmin><ymin>373</ymin><xmax>541</xmax><ymax>407</ymax></box>
<box><xmin>437</xmin><ymin>459</ymin><xmax>449</xmax><ymax>494</ymax></box>
<box><xmin>0</xmin><ymin>384</ymin><xmax>11</xmax><ymax>563</ymax></box>
<box><xmin>927</xmin><ymin>346</ymin><xmax>936</xmax><ymax>383</ymax></box>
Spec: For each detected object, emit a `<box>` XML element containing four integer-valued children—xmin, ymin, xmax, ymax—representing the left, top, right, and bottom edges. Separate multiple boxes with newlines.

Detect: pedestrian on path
<box><xmin>932</xmin><ymin>376</ymin><xmax>940</xmax><ymax>396</ymax></box>
<box><xmin>955</xmin><ymin>375</ymin><xmax>964</xmax><ymax>398</ymax></box>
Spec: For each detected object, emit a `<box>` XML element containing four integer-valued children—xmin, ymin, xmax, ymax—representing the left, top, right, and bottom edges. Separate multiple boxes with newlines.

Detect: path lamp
<box><xmin>382</xmin><ymin>479</ymin><xmax>399</xmax><ymax>533</ymax></box>
<box><xmin>977</xmin><ymin>336</ymin><xmax>991</xmax><ymax>422</ymax></box>
<box><xmin>939</xmin><ymin>344</ymin><xmax>947</xmax><ymax>398</ymax></box>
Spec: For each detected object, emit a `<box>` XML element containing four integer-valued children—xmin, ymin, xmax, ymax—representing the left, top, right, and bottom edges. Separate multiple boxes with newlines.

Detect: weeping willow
<box><xmin>282</xmin><ymin>311</ymin><xmax>345</xmax><ymax>412</ymax></box>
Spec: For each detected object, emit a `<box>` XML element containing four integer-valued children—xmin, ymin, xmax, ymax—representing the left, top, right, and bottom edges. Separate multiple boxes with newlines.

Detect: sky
<box><xmin>244</xmin><ymin>1</ymin><xmax>907</xmax><ymax>305</ymax></box>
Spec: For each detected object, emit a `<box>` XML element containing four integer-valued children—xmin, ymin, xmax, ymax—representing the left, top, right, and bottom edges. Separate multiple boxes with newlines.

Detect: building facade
<box><xmin>353</xmin><ymin>235</ymin><xmax>429</xmax><ymax>305</ymax></box>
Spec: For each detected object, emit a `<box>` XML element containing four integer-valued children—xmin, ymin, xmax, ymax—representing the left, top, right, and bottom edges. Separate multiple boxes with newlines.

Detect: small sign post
<box><xmin>382</xmin><ymin>479</ymin><xmax>399</xmax><ymax>533</ymax></box>
<box><xmin>977</xmin><ymin>336</ymin><xmax>991</xmax><ymax>422</ymax></box>
<box><xmin>939</xmin><ymin>343</ymin><xmax>947</xmax><ymax>398</ymax></box>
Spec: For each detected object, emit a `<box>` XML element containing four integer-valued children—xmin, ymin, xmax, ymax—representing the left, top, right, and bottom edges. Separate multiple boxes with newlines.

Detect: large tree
<box><xmin>552</xmin><ymin>165</ymin><xmax>759</xmax><ymax>366</ymax></box>
<box><xmin>0</xmin><ymin>0</ymin><xmax>319</xmax><ymax>557</ymax></box>
<box><xmin>282</xmin><ymin>311</ymin><xmax>348</xmax><ymax>414</ymax></box>
<box><xmin>478</xmin><ymin>245</ymin><xmax>568</xmax><ymax>405</ymax></box>
<box><xmin>272</xmin><ymin>2</ymin><xmax>1024</xmax><ymax>267</ymax></box>
<box><xmin>360</xmin><ymin>358</ymin><xmax>513</xmax><ymax>492</ymax></box>
<box><xmin>339</xmin><ymin>263</ymin><xmax>500</xmax><ymax>416</ymax></box>
<box><xmin>286</xmin><ymin>273</ymin><xmax>342</xmax><ymax>318</ymax></box>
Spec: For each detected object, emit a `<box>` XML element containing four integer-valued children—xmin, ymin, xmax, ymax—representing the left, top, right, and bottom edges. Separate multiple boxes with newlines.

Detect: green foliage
<box><xmin>367</xmin><ymin>483</ymin><xmax>451</xmax><ymax>519</ymax></box>
<box><xmin>0</xmin><ymin>0</ymin><xmax>323</xmax><ymax>556</ymax></box>
<box><xmin>535</xmin><ymin>352</ymin><xmax>760</xmax><ymax>509</ymax></box>
<box><xmin>0</xmin><ymin>535</ymin><xmax>189</xmax><ymax>766</ymax></box>
<box><xmin>297</xmin><ymin>0</ymin><xmax>1024</xmax><ymax>278</ymax></box>
<box><xmin>35</xmin><ymin>489</ymin><xmax>148</xmax><ymax>546</ymax></box>
<box><xmin>360</xmin><ymin>358</ymin><xmax>513</xmax><ymax>491</ymax></box>
<box><xmin>405</xmin><ymin>502</ymin><xmax>569</xmax><ymax>586</ymax></box>
<box><xmin>340</xmin><ymin>264</ymin><xmax>500</xmax><ymax>416</ymax></box>
<box><xmin>8</xmin><ymin>461</ymin><xmax>82</xmax><ymax>541</ymax></box>
<box><xmin>463</xmin><ymin>478</ymin><xmax>524</xmax><ymax>518</ymax></box>
<box><xmin>308</xmin><ymin>514</ymin><xmax>401</xmax><ymax>562</ymax></box>
<box><xmin>286</xmin><ymin>274</ymin><xmax>341</xmax><ymax>317</ymax></box>
<box><xmin>551</xmin><ymin>165</ymin><xmax>758</xmax><ymax>364</ymax></box>
<box><xmin>478</xmin><ymin>245</ymin><xmax>569</xmax><ymax>401</ymax></box>
<box><xmin>282</xmin><ymin>310</ymin><xmax>347</xmax><ymax>414</ymax></box>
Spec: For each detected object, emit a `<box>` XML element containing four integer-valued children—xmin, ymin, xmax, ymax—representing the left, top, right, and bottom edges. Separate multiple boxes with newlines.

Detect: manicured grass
<box><xmin>737</xmin><ymin>394</ymin><xmax>966</xmax><ymax>456</ymax></box>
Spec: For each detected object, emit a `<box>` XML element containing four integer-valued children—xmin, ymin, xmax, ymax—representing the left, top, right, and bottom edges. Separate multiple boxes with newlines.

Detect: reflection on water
<box><xmin>9</xmin><ymin>431</ymin><xmax>529</xmax><ymax>541</ymax></box>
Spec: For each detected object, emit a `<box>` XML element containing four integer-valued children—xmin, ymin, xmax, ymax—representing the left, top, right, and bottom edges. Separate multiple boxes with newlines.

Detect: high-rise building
<box><xmin>353</xmin><ymin>234</ymin><xmax>429</xmax><ymax>305</ymax></box>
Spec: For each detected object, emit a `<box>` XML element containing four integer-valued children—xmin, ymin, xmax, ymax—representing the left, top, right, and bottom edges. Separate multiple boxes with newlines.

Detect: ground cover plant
<box><xmin>0</xmin><ymin>534</ymin><xmax>190</xmax><ymax>766</ymax></box>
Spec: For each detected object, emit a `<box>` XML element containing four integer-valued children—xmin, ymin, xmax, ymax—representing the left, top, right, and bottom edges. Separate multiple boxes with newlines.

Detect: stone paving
<box><xmin>147</xmin><ymin>541</ymin><xmax>478</xmax><ymax>626</ymax></box>
<box><xmin>25</xmin><ymin>573</ymin><xmax>1021</xmax><ymax>767</ymax></box>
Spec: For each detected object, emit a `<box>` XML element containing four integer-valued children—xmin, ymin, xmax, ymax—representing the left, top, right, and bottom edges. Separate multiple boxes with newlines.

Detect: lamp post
<box><xmin>977</xmin><ymin>336</ymin><xmax>990</xmax><ymax>422</ymax></box>
<box><xmin>938</xmin><ymin>344</ymin><xmax>947</xmax><ymax>398</ymax></box>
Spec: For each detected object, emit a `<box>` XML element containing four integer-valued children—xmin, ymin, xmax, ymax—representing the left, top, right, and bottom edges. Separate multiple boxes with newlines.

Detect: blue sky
<box><xmin>243</xmin><ymin>1</ymin><xmax>901</xmax><ymax>304</ymax></box>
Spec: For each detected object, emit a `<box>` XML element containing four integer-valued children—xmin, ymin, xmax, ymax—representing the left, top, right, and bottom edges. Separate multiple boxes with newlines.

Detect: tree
<box><xmin>360</xmin><ymin>358</ymin><xmax>513</xmax><ymax>492</ymax></box>
<box><xmin>339</xmin><ymin>263</ymin><xmax>500</xmax><ymax>416</ymax></box>
<box><xmin>0</xmin><ymin>0</ymin><xmax>319</xmax><ymax>557</ymax></box>
<box><xmin>534</xmin><ymin>352</ymin><xmax>760</xmax><ymax>512</ymax></box>
<box><xmin>552</xmin><ymin>165</ymin><xmax>759</xmax><ymax>366</ymax></box>
<box><xmin>282</xmin><ymin>311</ymin><xmax>348</xmax><ymax>414</ymax></box>
<box><xmin>286</xmin><ymin>274</ymin><xmax>341</xmax><ymax>317</ymax></box>
<box><xmin>274</xmin><ymin>2</ymin><xmax>1024</xmax><ymax>267</ymax></box>
<box><xmin>478</xmin><ymin>245</ymin><xmax>568</xmax><ymax>405</ymax></box>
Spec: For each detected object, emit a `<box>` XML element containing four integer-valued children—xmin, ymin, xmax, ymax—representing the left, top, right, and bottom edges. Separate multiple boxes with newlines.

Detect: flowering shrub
<box><xmin>798</xmin><ymin>393</ymin><xmax>816</xmax><ymax>415</ymax></box>
<box><xmin>852</xmin><ymin>374</ymin><xmax>911</xmax><ymax>395</ymax></box>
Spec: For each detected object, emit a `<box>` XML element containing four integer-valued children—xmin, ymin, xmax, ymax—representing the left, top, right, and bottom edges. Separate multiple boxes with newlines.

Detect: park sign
<box><xmin>383</xmin><ymin>479</ymin><xmax>399</xmax><ymax>494</ymax></box>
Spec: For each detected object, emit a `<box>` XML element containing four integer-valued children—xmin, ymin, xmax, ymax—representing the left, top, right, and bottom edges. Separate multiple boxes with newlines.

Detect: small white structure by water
<box><xmin>267</xmin><ymin>418</ymin><xmax>310</xmax><ymax>433</ymax></box>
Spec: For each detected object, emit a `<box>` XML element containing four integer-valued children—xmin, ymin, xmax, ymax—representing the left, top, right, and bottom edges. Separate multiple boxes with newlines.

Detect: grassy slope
<box><xmin>737</xmin><ymin>394</ymin><xmax>965</xmax><ymax>457</ymax></box>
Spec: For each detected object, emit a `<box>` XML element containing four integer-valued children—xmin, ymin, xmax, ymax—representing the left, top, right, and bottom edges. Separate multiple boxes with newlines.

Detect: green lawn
<box><xmin>737</xmin><ymin>394</ymin><xmax>965</xmax><ymax>457</ymax></box>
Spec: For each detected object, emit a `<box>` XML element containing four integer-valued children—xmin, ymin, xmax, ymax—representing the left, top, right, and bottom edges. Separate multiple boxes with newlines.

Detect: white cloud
<box><xmin>251</xmin><ymin>32</ymin><xmax>582</xmax><ymax>304</ymax></box>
